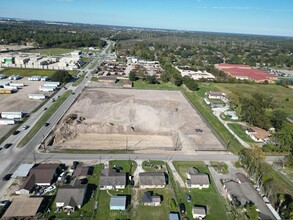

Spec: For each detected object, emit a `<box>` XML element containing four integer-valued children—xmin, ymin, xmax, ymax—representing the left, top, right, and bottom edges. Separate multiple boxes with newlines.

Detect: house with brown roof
<box><xmin>139</xmin><ymin>172</ymin><xmax>166</xmax><ymax>188</ymax></box>
<box><xmin>186</xmin><ymin>167</ymin><xmax>210</xmax><ymax>189</ymax></box>
<box><xmin>245</xmin><ymin>126</ymin><xmax>271</xmax><ymax>142</ymax></box>
<box><xmin>16</xmin><ymin>163</ymin><xmax>60</xmax><ymax>195</ymax></box>
<box><xmin>99</xmin><ymin>168</ymin><xmax>126</xmax><ymax>190</ymax></box>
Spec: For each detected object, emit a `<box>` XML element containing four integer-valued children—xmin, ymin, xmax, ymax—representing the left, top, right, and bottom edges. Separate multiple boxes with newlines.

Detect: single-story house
<box><xmin>141</xmin><ymin>191</ymin><xmax>161</xmax><ymax>206</ymax></box>
<box><xmin>245</xmin><ymin>126</ymin><xmax>270</xmax><ymax>142</ymax></box>
<box><xmin>55</xmin><ymin>184</ymin><xmax>87</xmax><ymax>212</ymax></box>
<box><xmin>186</xmin><ymin>167</ymin><xmax>210</xmax><ymax>189</ymax></box>
<box><xmin>223</xmin><ymin>180</ymin><xmax>251</xmax><ymax>206</ymax></box>
<box><xmin>110</xmin><ymin>196</ymin><xmax>127</xmax><ymax>210</ymax></box>
<box><xmin>169</xmin><ymin>212</ymin><xmax>180</xmax><ymax>220</ymax></box>
<box><xmin>99</xmin><ymin>168</ymin><xmax>126</xmax><ymax>190</ymax></box>
<box><xmin>2</xmin><ymin>197</ymin><xmax>43</xmax><ymax>219</ymax></box>
<box><xmin>192</xmin><ymin>206</ymin><xmax>207</xmax><ymax>219</ymax></box>
<box><xmin>235</xmin><ymin>173</ymin><xmax>249</xmax><ymax>184</ymax></box>
<box><xmin>205</xmin><ymin>91</ymin><xmax>226</xmax><ymax>100</ymax></box>
<box><xmin>139</xmin><ymin>172</ymin><xmax>166</xmax><ymax>188</ymax></box>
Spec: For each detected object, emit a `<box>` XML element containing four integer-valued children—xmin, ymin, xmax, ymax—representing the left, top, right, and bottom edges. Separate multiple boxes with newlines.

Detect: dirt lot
<box><xmin>0</xmin><ymin>78</ymin><xmax>51</xmax><ymax>139</ymax></box>
<box><xmin>52</xmin><ymin>88</ymin><xmax>224</xmax><ymax>153</ymax></box>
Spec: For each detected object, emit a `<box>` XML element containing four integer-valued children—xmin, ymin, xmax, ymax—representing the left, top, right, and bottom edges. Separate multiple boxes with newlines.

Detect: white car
<box><xmin>43</xmin><ymin>184</ymin><xmax>56</xmax><ymax>194</ymax></box>
<box><xmin>22</xmin><ymin>125</ymin><xmax>29</xmax><ymax>130</ymax></box>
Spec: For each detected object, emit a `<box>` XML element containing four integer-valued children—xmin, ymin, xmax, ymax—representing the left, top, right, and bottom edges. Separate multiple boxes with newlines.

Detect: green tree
<box><xmin>245</xmin><ymin>204</ymin><xmax>258</xmax><ymax>220</ymax></box>
<box><xmin>129</xmin><ymin>70</ymin><xmax>136</xmax><ymax>81</ymax></box>
<box><xmin>172</xmin><ymin>74</ymin><xmax>183</xmax><ymax>86</ymax></box>
<box><xmin>145</xmin><ymin>75</ymin><xmax>158</xmax><ymax>84</ymax></box>
<box><xmin>160</xmin><ymin>72</ymin><xmax>170</xmax><ymax>82</ymax></box>
<box><xmin>270</xmin><ymin>110</ymin><xmax>287</xmax><ymax>131</ymax></box>
<box><xmin>51</xmin><ymin>70</ymin><xmax>72</xmax><ymax>84</ymax></box>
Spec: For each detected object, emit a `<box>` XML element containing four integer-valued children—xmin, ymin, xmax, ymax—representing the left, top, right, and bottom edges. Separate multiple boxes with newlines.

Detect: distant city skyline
<box><xmin>1</xmin><ymin>0</ymin><xmax>293</xmax><ymax>37</ymax></box>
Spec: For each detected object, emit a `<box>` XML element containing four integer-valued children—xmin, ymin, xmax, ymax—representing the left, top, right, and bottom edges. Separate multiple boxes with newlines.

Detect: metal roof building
<box><xmin>12</xmin><ymin>163</ymin><xmax>35</xmax><ymax>178</ymax></box>
<box><xmin>110</xmin><ymin>196</ymin><xmax>127</xmax><ymax>210</ymax></box>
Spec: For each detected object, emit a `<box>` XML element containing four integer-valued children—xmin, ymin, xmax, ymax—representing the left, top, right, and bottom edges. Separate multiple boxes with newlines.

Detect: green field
<box><xmin>199</xmin><ymin>83</ymin><xmax>293</xmax><ymax>115</ymax></box>
<box><xmin>17</xmin><ymin>90</ymin><xmax>72</xmax><ymax>148</ymax></box>
<box><xmin>133</xmin><ymin>80</ymin><xmax>179</xmax><ymax>90</ymax></box>
<box><xmin>0</xmin><ymin>68</ymin><xmax>75</xmax><ymax>77</ymax></box>
<box><xmin>227</xmin><ymin>123</ymin><xmax>256</xmax><ymax>143</ymax></box>
<box><xmin>29</xmin><ymin>48</ymin><xmax>74</xmax><ymax>55</ymax></box>
<box><xmin>171</xmin><ymin>161</ymin><xmax>230</xmax><ymax>220</ymax></box>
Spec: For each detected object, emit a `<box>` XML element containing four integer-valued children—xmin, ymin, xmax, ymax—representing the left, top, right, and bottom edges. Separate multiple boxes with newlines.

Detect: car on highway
<box><xmin>3</xmin><ymin>143</ymin><xmax>12</xmax><ymax>149</ymax></box>
<box><xmin>44</xmin><ymin>122</ymin><xmax>50</xmax><ymax>127</ymax></box>
<box><xmin>43</xmin><ymin>107</ymin><xmax>47</xmax><ymax>111</ymax></box>
<box><xmin>22</xmin><ymin>125</ymin><xmax>29</xmax><ymax>130</ymax></box>
<box><xmin>12</xmin><ymin>130</ymin><xmax>20</xmax><ymax>135</ymax></box>
<box><xmin>2</xmin><ymin>173</ymin><xmax>12</xmax><ymax>181</ymax></box>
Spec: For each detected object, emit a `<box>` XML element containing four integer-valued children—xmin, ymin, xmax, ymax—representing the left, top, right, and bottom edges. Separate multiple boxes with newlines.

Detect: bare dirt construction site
<box><xmin>51</xmin><ymin>88</ymin><xmax>225</xmax><ymax>153</ymax></box>
<box><xmin>0</xmin><ymin>78</ymin><xmax>50</xmax><ymax>139</ymax></box>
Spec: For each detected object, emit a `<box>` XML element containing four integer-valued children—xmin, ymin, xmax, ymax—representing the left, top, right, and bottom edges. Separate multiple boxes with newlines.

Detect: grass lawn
<box><xmin>133</xmin><ymin>80</ymin><xmax>179</xmax><ymax>90</ymax></box>
<box><xmin>46</xmin><ymin>164</ymin><xmax>104</xmax><ymax>219</ymax></box>
<box><xmin>130</xmin><ymin>188</ymin><xmax>172</xmax><ymax>220</ymax></box>
<box><xmin>200</xmin><ymin>83</ymin><xmax>293</xmax><ymax>115</ymax></box>
<box><xmin>81</xmin><ymin>57</ymin><xmax>92</xmax><ymax>63</ymax></box>
<box><xmin>91</xmin><ymin>77</ymin><xmax>98</xmax><ymax>82</ymax></box>
<box><xmin>17</xmin><ymin>90</ymin><xmax>72</xmax><ymax>148</ymax></box>
<box><xmin>172</xmin><ymin>161</ymin><xmax>230</xmax><ymax>220</ymax></box>
<box><xmin>1</xmin><ymin>68</ymin><xmax>75</xmax><ymax>77</ymax></box>
<box><xmin>109</xmin><ymin>160</ymin><xmax>137</xmax><ymax>175</ymax></box>
<box><xmin>227</xmin><ymin>123</ymin><xmax>256</xmax><ymax>144</ymax></box>
<box><xmin>72</xmin><ymin>73</ymin><xmax>86</xmax><ymax>86</ymax></box>
<box><xmin>210</xmin><ymin>161</ymin><xmax>229</xmax><ymax>174</ymax></box>
<box><xmin>29</xmin><ymin>48</ymin><xmax>74</xmax><ymax>55</ymax></box>
<box><xmin>142</xmin><ymin>160</ymin><xmax>166</xmax><ymax>172</ymax></box>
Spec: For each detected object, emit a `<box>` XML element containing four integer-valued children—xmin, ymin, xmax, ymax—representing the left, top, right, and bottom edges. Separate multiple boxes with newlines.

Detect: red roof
<box><xmin>216</xmin><ymin>64</ymin><xmax>277</xmax><ymax>81</ymax></box>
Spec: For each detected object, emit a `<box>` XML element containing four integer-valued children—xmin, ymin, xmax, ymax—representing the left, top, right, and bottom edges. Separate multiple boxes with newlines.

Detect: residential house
<box><xmin>245</xmin><ymin>126</ymin><xmax>271</xmax><ymax>142</ymax></box>
<box><xmin>205</xmin><ymin>91</ymin><xmax>226</xmax><ymax>100</ymax></box>
<box><xmin>192</xmin><ymin>206</ymin><xmax>207</xmax><ymax>219</ymax></box>
<box><xmin>139</xmin><ymin>172</ymin><xmax>166</xmax><ymax>188</ymax></box>
<box><xmin>186</xmin><ymin>167</ymin><xmax>210</xmax><ymax>189</ymax></box>
<box><xmin>55</xmin><ymin>184</ymin><xmax>87</xmax><ymax>212</ymax></box>
<box><xmin>99</xmin><ymin>168</ymin><xmax>126</xmax><ymax>190</ymax></box>
<box><xmin>141</xmin><ymin>191</ymin><xmax>161</xmax><ymax>206</ymax></box>
<box><xmin>110</xmin><ymin>196</ymin><xmax>127</xmax><ymax>210</ymax></box>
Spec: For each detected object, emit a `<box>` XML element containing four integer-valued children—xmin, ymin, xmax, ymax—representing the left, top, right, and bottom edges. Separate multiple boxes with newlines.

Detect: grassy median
<box><xmin>17</xmin><ymin>90</ymin><xmax>72</xmax><ymax>148</ymax></box>
<box><xmin>72</xmin><ymin>73</ymin><xmax>86</xmax><ymax>86</ymax></box>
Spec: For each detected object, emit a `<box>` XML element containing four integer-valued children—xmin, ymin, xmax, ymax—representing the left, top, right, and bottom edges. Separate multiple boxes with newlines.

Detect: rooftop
<box><xmin>55</xmin><ymin>185</ymin><xmax>87</xmax><ymax>208</ymax></box>
<box><xmin>12</xmin><ymin>163</ymin><xmax>34</xmax><ymax>178</ymax></box>
<box><xmin>110</xmin><ymin>196</ymin><xmax>126</xmax><ymax>207</ymax></box>
<box><xmin>139</xmin><ymin>172</ymin><xmax>166</xmax><ymax>186</ymax></box>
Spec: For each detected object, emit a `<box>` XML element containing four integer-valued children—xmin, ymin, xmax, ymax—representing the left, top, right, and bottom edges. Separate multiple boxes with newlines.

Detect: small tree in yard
<box><xmin>51</xmin><ymin>70</ymin><xmax>72</xmax><ymax>84</ymax></box>
<box><xmin>129</xmin><ymin>70</ymin><xmax>137</xmax><ymax>81</ymax></box>
<box><xmin>145</xmin><ymin>75</ymin><xmax>158</xmax><ymax>84</ymax></box>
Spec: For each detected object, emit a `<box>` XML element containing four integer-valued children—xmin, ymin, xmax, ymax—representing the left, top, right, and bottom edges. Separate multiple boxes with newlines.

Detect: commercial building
<box><xmin>176</xmin><ymin>66</ymin><xmax>215</xmax><ymax>80</ymax></box>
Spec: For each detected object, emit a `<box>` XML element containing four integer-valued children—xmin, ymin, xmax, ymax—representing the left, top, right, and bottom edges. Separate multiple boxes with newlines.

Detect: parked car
<box><xmin>22</xmin><ymin>125</ymin><xmax>29</xmax><ymax>130</ymax></box>
<box><xmin>3</xmin><ymin>143</ymin><xmax>12</xmax><ymax>149</ymax></box>
<box><xmin>43</xmin><ymin>184</ymin><xmax>56</xmax><ymax>194</ymax></box>
<box><xmin>2</xmin><ymin>173</ymin><xmax>12</xmax><ymax>181</ymax></box>
<box><xmin>186</xmin><ymin>194</ymin><xmax>191</xmax><ymax>202</ymax></box>
<box><xmin>179</xmin><ymin>203</ymin><xmax>186</xmax><ymax>214</ymax></box>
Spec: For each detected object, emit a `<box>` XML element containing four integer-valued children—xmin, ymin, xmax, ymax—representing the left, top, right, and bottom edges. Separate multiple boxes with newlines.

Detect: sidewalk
<box><xmin>167</xmin><ymin>161</ymin><xmax>185</xmax><ymax>187</ymax></box>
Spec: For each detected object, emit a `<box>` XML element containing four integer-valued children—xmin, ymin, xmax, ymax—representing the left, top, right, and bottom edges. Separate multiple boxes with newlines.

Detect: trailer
<box><xmin>0</xmin><ymin>81</ymin><xmax>10</xmax><ymax>86</ymax></box>
<box><xmin>3</xmin><ymin>85</ymin><xmax>18</xmax><ymax>91</ymax></box>
<box><xmin>9</xmin><ymin>82</ymin><xmax>25</xmax><ymax>87</ymax></box>
<box><xmin>28</xmin><ymin>76</ymin><xmax>42</xmax><ymax>81</ymax></box>
<box><xmin>41</xmin><ymin>76</ymin><xmax>49</xmax><ymax>81</ymax></box>
<box><xmin>28</xmin><ymin>93</ymin><xmax>46</xmax><ymax>100</ymax></box>
<box><xmin>0</xmin><ymin>74</ymin><xmax>7</xmax><ymax>79</ymax></box>
<box><xmin>44</xmin><ymin>81</ymin><xmax>60</xmax><ymax>86</ymax></box>
<box><xmin>0</xmin><ymin>119</ymin><xmax>15</xmax><ymax>125</ymax></box>
<box><xmin>39</xmin><ymin>86</ymin><xmax>55</xmax><ymax>92</ymax></box>
<box><xmin>1</xmin><ymin>112</ymin><xmax>23</xmax><ymax>119</ymax></box>
<box><xmin>0</xmin><ymin>88</ymin><xmax>13</xmax><ymax>94</ymax></box>
<box><xmin>8</xmin><ymin>75</ymin><xmax>21</xmax><ymax>80</ymax></box>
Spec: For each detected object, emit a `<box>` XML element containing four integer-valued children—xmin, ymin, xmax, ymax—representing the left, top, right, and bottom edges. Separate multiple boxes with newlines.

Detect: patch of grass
<box><xmin>91</xmin><ymin>77</ymin><xmax>98</xmax><ymax>82</ymax></box>
<box><xmin>180</xmin><ymin>87</ymin><xmax>243</xmax><ymax>154</ymax></box>
<box><xmin>131</xmin><ymin>188</ymin><xmax>171</xmax><ymax>220</ymax></box>
<box><xmin>72</xmin><ymin>73</ymin><xmax>86</xmax><ymax>86</ymax></box>
<box><xmin>142</xmin><ymin>160</ymin><xmax>166</xmax><ymax>172</ymax></box>
<box><xmin>1</xmin><ymin>68</ymin><xmax>75</xmax><ymax>76</ymax></box>
<box><xmin>227</xmin><ymin>123</ymin><xmax>256</xmax><ymax>143</ymax></box>
<box><xmin>133</xmin><ymin>80</ymin><xmax>179</xmax><ymax>90</ymax></box>
<box><xmin>109</xmin><ymin>160</ymin><xmax>137</xmax><ymax>175</ymax></box>
<box><xmin>210</xmin><ymin>161</ymin><xmax>229</xmax><ymax>174</ymax></box>
<box><xmin>81</xmin><ymin>57</ymin><xmax>92</xmax><ymax>63</ymax></box>
<box><xmin>29</xmin><ymin>48</ymin><xmax>74</xmax><ymax>55</ymax></box>
<box><xmin>171</xmin><ymin>161</ymin><xmax>230</xmax><ymax>220</ymax></box>
<box><xmin>271</xmin><ymin>165</ymin><xmax>293</xmax><ymax>194</ymax></box>
<box><xmin>17</xmin><ymin>90</ymin><xmax>72</xmax><ymax>148</ymax></box>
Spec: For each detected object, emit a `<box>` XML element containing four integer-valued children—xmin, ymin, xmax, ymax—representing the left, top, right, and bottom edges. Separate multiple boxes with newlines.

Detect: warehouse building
<box><xmin>1</xmin><ymin>112</ymin><xmax>23</xmax><ymax>119</ymax></box>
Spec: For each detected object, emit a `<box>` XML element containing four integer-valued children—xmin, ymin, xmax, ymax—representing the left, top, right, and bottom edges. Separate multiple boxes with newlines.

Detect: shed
<box><xmin>110</xmin><ymin>196</ymin><xmax>127</xmax><ymax>210</ymax></box>
<box><xmin>12</xmin><ymin>163</ymin><xmax>34</xmax><ymax>178</ymax></box>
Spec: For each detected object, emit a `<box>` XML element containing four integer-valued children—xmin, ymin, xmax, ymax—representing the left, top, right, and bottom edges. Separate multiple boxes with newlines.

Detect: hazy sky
<box><xmin>2</xmin><ymin>0</ymin><xmax>293</xmax><ymax>36</ymax></box>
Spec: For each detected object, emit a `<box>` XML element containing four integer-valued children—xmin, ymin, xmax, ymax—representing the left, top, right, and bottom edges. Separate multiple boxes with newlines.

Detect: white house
<box><xmin>245</xmin><ymin>127</ymin><xmax>270</xmax><ymax>143</ymax></box>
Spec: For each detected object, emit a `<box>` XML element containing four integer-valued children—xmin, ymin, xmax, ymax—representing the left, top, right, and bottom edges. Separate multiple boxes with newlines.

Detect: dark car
<box><xmin>12</xmin><ymin>130</ymin><xmax>20</xmax><ymax>135</ymax></box>
<box><xmin>3</xmin><ymin>143</ymin><xmax>12</xmax><ymax>149</ymax></box>
<box><xmin>44</xmin><ymin>123</ymin><xmax>50</xmax><ymax>127</ymax></box>
<box><xmin>179</xmin><ymin>203</ymin><xmax>186</xmax><ymax>214</ymax></box>
<box><xmin>195</xmin><ymin>128</ymin><xmax>203</xmax><ymax>132</ymax></box>
<box><xmin>186</xmin><ymin>194</ymin><xmax>191</xmax><ymax>202</ymax></box>
<box><xmin>2</xmin><ymin>174</ymin><xmax>12</xmax><ymax>181</ymax></box>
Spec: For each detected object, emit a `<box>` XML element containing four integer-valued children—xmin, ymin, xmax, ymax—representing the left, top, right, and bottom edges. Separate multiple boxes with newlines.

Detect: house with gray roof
<box><xmin>192</xmin><ymin>206</ymin><xmax>207</xmax><ymax>219</ymax></box>
<box><xmin>186</xmin><ymin>167</ymin><xmax>210</xmax><ymax>189</ymax></box>
<box><xmin>55</xmin><ymin>184</ymin><xmax>87</xmax><ymax>212</ymax></box>
<box><xmin>141</xmin><ymin>191</ymin><xmax>161</xmax><ymax>206</ymax></box>
<box><xmin>99</xmin><ymin>168</ymin><xmax>126</xmax><ymax>190</ymax></box>
<box><xmin>110</xmin><ymin>196</ymin><xmax>127</xmax><ymax>210</ymax></box>
<box><xmin>139</xmin><ymin>172</ymin><xmax>166</xmax><ymax>188</ymax></box>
